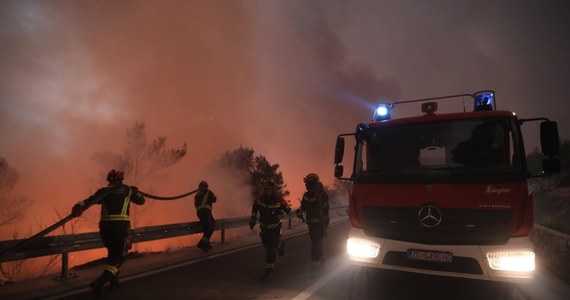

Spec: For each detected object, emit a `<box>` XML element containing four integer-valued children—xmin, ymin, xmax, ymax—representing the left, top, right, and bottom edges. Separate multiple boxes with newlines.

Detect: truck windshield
<box><xmin>357</xmin><ymin>117</ymin><xmax>524</xmax><ymax>179</ymax></box>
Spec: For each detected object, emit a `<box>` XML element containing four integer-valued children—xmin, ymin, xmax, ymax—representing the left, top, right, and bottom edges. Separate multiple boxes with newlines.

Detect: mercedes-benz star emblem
<box><xmin>417</xmin><ymin>204</ymin><xmax>442</xmax><ymax>227</ymax></box>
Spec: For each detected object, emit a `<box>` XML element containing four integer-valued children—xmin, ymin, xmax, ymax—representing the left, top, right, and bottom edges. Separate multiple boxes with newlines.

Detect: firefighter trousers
<box><xmin>197</xmin><ymin>209</ymin><xmax>215</xmax><ymax>242</ymax></box>
<box><xmin>260</xmin><ymin>227</ymin><xmax>281</xmax><ymax>268</ymax></box>
<box><xmin>99</xmin><ymin>222</ymin><xmax>131</xmax><ymax>268</ymax></box>
<box><xmin>308</xmin><ymin>223</ymin><xmax>326</xmax><ymax>264</ymax></box>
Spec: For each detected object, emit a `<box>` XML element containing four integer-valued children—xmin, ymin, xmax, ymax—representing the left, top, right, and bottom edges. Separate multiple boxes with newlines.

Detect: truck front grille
<box><xmin>362</xmin><ymin>206</ymin><xmax>512</xmax><ymax>245</ymax></box>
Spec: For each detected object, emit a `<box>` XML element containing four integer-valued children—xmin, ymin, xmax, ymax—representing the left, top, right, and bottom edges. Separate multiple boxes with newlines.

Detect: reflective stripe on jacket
<box><xmin>300</xmin><ymin>191</ymin><xmax>329</xmax><ymax>223</ymax></box>
<box><xmin>196</xmin><ymin>191</ymin><xmax>212</xmax><ymax>210</ymax></box>
<box><xmin>249</xmin><ymin>195</ymin><xmax>291</xmax><ymax>229</ymax></box>
<box><xmin>74</xmin><ymin>183</ymin><xmax>145</xmax><ymax>225</ymax></box>
<box><xmin>101</xmin><ymin>188</ymin><xmax>133</xmax><ymax>221</ymax></box>
<box><xmin>194</xmin><ymin>189</ymin><xmax>217</xmax><ymax>211</ymax></box>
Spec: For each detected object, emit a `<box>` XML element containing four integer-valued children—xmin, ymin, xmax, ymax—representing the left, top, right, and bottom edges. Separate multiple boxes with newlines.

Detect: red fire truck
<box><xmin>334</xmin><ymin>91</ymin><xmax>560</xmax><ymax>282</ymax></box>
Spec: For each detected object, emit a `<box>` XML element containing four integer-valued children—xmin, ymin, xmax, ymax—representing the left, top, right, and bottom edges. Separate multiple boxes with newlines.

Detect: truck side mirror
<box><xmin>334</xmin><ymin>137</ymin><xmax>345</xmax><ymax>164</ymax></box>
<box><xmin>540</xmin><ymin>121</ymin><xmax>559</xmax><ymax>156</ymax></box>
<box><xmin>334</xmin><ymin>165</ymin><xmax>344</xmax><ymax>178</ymax></box>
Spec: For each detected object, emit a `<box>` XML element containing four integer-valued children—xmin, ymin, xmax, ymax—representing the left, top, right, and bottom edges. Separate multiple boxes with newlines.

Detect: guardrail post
<box><xmin>221</xmin><ymin>228</ymin><xmax>225</xmax><ymax>245</ymax></box>
<box><xmin>54</xmin><ymin>252</ymin><xmax>76</xmax><ymax>281</ymax></box>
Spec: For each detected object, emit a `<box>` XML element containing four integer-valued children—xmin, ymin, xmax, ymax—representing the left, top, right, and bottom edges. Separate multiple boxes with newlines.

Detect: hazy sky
<box><xmin>1</xmin><ymin>0</ymin><xmax>569</xmax><ymax>235</ymax></box>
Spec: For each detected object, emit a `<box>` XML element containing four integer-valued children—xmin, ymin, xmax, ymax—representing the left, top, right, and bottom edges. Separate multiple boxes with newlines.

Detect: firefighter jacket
<box><xmin>250</xmin><ymin>194</ymin><xmax>291</xmax><ymax>230</ymax></box>
<box><xmin>300</xmin><ymin>186</ymin><xmax>329</xmax><ymax>226</ymax></box>
<box><xmin>194</xmin><ymin>189</ymin><xmax>217</xmax><ymax>213</ymax></box>
<box><xmin>73</xmin><ymin>183</ymin><xmax>145</xmax><ymax>227</ymax></box>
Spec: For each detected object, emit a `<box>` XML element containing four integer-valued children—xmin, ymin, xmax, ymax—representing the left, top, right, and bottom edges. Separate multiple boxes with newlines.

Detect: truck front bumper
<box><xmin>347</xmin><ymin>227</ymin><xmax>534</xmax><ymax>282</ymax></box>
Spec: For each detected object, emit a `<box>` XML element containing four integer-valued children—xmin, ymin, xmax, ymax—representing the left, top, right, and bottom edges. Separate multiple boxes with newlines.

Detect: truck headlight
<box><xmin>486</xmin><ymin>251</ymin><xmax>535</xmax><ymax>272</ymax></box>
<box><xmin>347</xmin><ymin>238</ymin><xmax>380</xmax><ymax>258</ymax></box>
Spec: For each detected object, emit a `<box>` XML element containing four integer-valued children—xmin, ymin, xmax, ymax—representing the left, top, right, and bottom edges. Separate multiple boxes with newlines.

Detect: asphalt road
<box><xmin>55</xmin><ymin>221</ymin><xmax>566</xmax><ymax>300</ymax></box>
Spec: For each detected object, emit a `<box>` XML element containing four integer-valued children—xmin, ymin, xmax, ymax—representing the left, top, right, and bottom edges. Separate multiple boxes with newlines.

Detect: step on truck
<box><xmin>334</xmin><ymin>90</ymin><xmax>560</xmax><ymax>282</ymax></box>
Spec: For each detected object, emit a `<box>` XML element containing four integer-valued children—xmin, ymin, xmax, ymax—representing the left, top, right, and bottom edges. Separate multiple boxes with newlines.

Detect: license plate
<box><xmin>407</xmin><ymin>249</ymin><xmax>453</xmax><ymax>263</ymax></box>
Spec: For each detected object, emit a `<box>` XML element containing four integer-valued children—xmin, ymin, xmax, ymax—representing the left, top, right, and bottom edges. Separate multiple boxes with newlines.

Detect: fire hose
<box><xmin>0</xmin><ymin>188</ymin><xmax>199</xmax><ymax>259</ymax></box>
<box><xmin>139</xmin><ymin>189</ymin><xmax>198</xmax><ymax>200</ymax></box>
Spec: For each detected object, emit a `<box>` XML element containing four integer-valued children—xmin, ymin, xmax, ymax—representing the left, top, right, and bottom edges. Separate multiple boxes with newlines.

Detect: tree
<box><xmin>92</xmin><ymin>122</ymin><xmax>187</xmax><ymax>231</ymax></box>
<box><xmin>92</xmin><ymin>122</ymin><xmax>187</xmax><ymax>185</ymax></box>
<box><xmin>0</xmin><ymin>157</ymin><xmax>35</xmax><ymax>284</ymax></box>
<box><xmin>324</xmin><ymin>179</ymin><xmax>351</xmax><ymax>206</ymax></box>
<box><xmin>217</xmin><ymin>146</ymin><xmax>289</xmax><ymax>199</ymax></box>
<box><xmin>0</xmin><ymin>157</ymin><xmax>32</xmax><ymax>229</ymax></box>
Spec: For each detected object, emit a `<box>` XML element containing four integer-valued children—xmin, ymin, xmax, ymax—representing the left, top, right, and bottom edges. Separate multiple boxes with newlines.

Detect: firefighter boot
<box><xmin>90</xmin><ymin>270</ymin><xmax>113</xmax><ymax>297</ymax></box>
<box><xmin>197</xmin><ymin>238</ymin><xmax>209</xmax><ymax>253</ymax></box>
<box><xmin>278</xmin><ymin>242</ymin><xmax>286</xmax><ymax>257</ymax></box>
<box><xmin>109</xmin><ymin>271</ymin><xmax>120</xmax><ymax>291</ymax></box>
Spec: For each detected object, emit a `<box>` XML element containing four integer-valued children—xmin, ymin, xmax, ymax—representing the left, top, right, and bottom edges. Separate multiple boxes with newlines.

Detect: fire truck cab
<box><xmin>334</xmin><ymin>91</ymin><xmax>560</xmax><ymax>282</ymax></box>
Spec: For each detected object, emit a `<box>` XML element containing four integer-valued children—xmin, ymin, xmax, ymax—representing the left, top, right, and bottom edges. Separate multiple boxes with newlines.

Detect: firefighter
<box><xmin>295</xmin><ymin>173</ymin><xmax>329</xmax><ymax>275</ymax></box>
<box><xmin>249</xmin><ymin>179</ymin><xmax>290</xmax><ymax>281</ymax></box>
<box><xmin>71</xmin><ymin>169</ymin><xmax>145</xmax><ymax>296</ymax></box>
<box><xmin>194</xmin><ymin>180</ymin><xmax>217</xmax><ymax>252</ymax></box>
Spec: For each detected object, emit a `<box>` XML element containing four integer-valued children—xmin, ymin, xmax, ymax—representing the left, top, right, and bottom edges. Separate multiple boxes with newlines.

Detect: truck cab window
<box><xmin>359</xmin><ymin>118</ymin><xmax>522</xmax><ymax>176</ymax></box>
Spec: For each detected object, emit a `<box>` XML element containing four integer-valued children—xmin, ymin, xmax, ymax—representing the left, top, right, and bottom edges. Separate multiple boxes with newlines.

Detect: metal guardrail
<box><xmin>0</xmin><ymin>205</ymin><xmax>348</xmax><ymax>280</ymax></box>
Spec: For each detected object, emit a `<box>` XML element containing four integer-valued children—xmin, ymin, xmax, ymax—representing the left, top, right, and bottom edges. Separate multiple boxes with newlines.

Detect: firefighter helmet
<box><xmin>107</xmin><ymin>169</ymin><xmax>124</xmax><ymax>183</ymax></box>
<box><xmin>303</xmin><ymin>173</ymin><xmax>319</xmax><ymax>184</ymax></box>
<box><xmin>199</xmin><ymin>181</ymin><xmax>208</xmax><ymax>189</ymax></box>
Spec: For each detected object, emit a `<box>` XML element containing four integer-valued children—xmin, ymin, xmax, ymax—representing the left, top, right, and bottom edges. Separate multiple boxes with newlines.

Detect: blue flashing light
<box><xmin>474</xmin><ymin>92</ymin><xmax>494</xmax><ymax>111</ymax></box>
<box><xmin>376</xmin><ymin>106</ymin><xmax>389</xmax><ymax>116</ymax></box>
<box><xmin>373</xmin><ymin>104</ymin><xmax>391</xmax><ymax>121</ymax></box>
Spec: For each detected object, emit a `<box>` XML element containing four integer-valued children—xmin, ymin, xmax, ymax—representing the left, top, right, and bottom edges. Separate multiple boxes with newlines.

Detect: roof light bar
<box><xmin>474</xmin><ymin>91</ymin><xmax>495</xmax><ymax>111</ymax></box>
<box><xmin>370</xmin><ymin>90</ymin><xmax>496</xmax><ymax>120</ymax></box>
<box><xmin>372</xmin><ymin>104</ymin><xmax>392</xmax><ymax>121</ymax></box>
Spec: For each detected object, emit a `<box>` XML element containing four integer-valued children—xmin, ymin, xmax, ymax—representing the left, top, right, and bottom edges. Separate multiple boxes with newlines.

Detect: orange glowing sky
<box><xmin>1</xmin><ymin>1</ymin><xmax>569</xmax><ymax>238</ymax></box>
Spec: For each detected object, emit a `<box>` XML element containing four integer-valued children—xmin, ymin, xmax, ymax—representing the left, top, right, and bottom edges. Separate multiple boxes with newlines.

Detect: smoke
<box><xmin>0</xmin><ymin>0</ymin><xmax>569</xmax><ymax>261</ymax></box>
